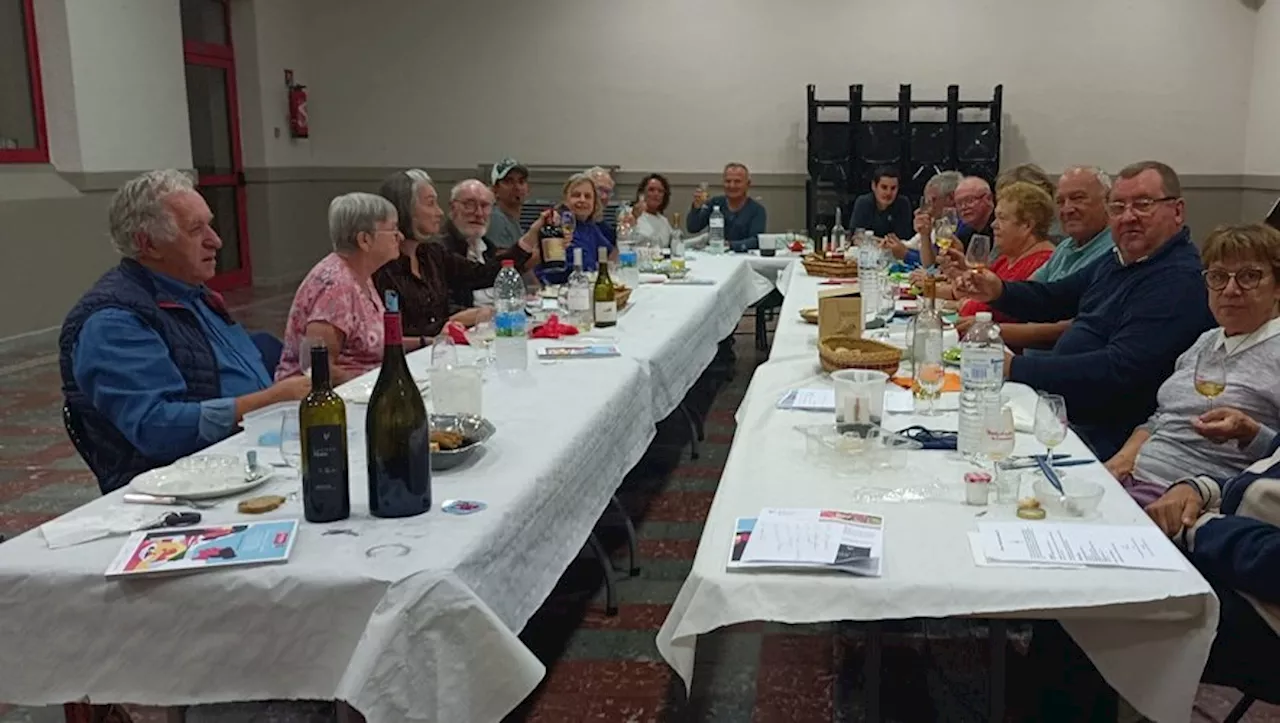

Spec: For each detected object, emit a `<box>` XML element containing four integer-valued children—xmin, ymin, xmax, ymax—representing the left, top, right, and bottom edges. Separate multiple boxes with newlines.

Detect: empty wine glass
<box><xmin>984</xmin><ymin>406</ymin><xmax>1017</xmax><ymax>502</ymax></box>
<box><xmin>1033</xmin><ymin>393</ymin><xmax>1069</xmax><ymax>480</ymax></box>
<box><xmin>279</xmin><ymin>410</ymin><xmax>302</xmax><ymax>469</ymax></box>
<box><xmin>465</xmin><ymin>320</ymin><xmax>496</xmax><ymax>367</ymax></box>
<box><xmin>1193</xmin><ymin>344</ymin><xmax>1227</xmax><ymax>411</ymax></box>
<box><xmin>966</xmin><ymin>234</ymin><xmax>992</xmax><ymax>270</ymax></box>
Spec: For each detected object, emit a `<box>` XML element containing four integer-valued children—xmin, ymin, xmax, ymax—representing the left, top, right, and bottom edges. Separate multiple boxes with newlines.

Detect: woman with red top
<box><xmin>937</xmin><ymin>182</ymin><xmax>1057</xmax><ymax>330</ymax></box>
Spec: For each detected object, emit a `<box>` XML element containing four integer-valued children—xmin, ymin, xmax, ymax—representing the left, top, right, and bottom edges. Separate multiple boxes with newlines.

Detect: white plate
<box><xmin>130</xmin><ymin>454</ymin><xmax>271</xmax><ymax>500</ymax></box>
<box><xmin>338</xmin><ymin>375</ymin><xmax>430</xmax><ymax>404</ymax></box>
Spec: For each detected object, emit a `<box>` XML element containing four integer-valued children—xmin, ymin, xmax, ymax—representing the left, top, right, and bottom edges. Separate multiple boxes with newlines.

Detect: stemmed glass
<box><xmin>1033</xmin><ymin>394</ymin><xmax>1069</xmax><ymax>480</ymax></box>
<box><xmin>465</xmin><ymin>321</ymin><xmax>496</xmax><ymax>368</ymax></box>
<box><xmin>966</xmin><ymin>234</ymin><xmax>992</xmax><ymax>270</ymax></box>
<box><xmin>984</xmin><ymin>406</ymin><xmax>1017</xmax><ymax>502</ymax></box>
<box><xmin>279</xmin><ymin>409</ymin><xmax>302</xmax><ymax>470</ymax></box>
<box><xmin>1193</xmin><ymin>345</ymin><xmax>1227</xmax><ymax>412</ymax></box>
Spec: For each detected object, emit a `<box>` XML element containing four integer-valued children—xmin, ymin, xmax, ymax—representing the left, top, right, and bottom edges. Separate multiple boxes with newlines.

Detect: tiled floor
<box><xmin>0</xmin><ymin>292</ymin><xmax>1276</xmax><ymax>722</ymax></box>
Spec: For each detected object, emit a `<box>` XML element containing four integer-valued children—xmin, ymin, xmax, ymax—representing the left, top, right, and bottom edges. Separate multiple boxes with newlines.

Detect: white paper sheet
<box><xmin>978</xmin><ymin>522</ymin><xmax>1188</xmax><ymax>571</ymax></box>
<box><xmin>741</xmin><ymin>508</ymin><xmax>883</xmax><ymax>575</ymax></box>
<box><xmin>776</xmin><ymin>388</ymin><xmax>836</xmax><ymax>412</ymax></box>
<box><xmin>965</xmin><ymin>532</ymin><xmax>1084</xmax><ymax>569</ymax></box>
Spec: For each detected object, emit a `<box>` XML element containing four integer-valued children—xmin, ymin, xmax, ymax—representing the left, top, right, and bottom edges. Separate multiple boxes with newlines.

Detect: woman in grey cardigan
<box><xmin>1106</xmin><ymin>224</ymin><xmax>1280</xmax><ymax>504</ymax></box>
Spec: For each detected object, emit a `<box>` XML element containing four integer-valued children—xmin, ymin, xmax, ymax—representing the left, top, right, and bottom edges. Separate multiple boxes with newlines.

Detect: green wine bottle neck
<box><xmin>309</xmin><ymin>345</ymin><xmax>332</xmax><ymax>389</ymax></box>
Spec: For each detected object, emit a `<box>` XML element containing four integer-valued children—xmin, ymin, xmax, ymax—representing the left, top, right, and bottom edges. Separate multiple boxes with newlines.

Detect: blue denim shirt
<box><xmin>71</xmin><ymin>270</ymin><xmax>271</xmax><ymax>461</ymax></box>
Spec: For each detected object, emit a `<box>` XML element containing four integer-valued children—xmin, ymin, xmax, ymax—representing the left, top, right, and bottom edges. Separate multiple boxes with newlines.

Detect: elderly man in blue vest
<box><xmin>60</xmin><ymin>170</ymin><xmax>310</xmax><ymax>494</ymax></box>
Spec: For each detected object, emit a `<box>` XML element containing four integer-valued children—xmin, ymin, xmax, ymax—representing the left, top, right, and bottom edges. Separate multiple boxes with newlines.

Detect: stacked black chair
<box><xmin>805</xmin><ymin>84</ymin><xmax>1003</xmax><ymax>236</ymax></box>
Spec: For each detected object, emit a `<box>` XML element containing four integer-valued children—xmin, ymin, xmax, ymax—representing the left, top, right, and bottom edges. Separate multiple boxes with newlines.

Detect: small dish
<box><xmin>431</xmin><ymin>414</ymin><xmax>496</xmax><ymax>471</ymax></box>
<box><xmin>130</xmin><ymin>454</ymin><xmax>272</xmax><ymax>500</ymax></box>
<box><xmin>794</xmin><ymin>424</ymin><xmax>922</xmax><ymax>472</ymax></box>
<box><xmin>1032</xmin><ymin>476</ymin><xmax>1104</xmax><ymax>517</ymax></box>
<box><xmin>339</xmin><ymin>375</ymin><xmax>430</xmax><ymax>405</ymax></box>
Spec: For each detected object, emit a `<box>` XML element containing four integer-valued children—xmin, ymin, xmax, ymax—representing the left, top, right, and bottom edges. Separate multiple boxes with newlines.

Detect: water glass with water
<box><xmin>279</xmin><ymin>409</ymin><xmax>302</xmax><ymax>469</ymax></box>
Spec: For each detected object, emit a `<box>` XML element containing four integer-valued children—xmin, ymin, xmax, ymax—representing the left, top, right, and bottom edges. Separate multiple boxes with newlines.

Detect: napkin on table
<box><xmin>531</xmin><ymin>315</ymin><xmax>580</xmax><ymax>340</ymax></box>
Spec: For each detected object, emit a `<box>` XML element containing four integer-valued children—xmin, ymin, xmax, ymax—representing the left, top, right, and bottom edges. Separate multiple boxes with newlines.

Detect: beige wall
<box><xmin>1246</xmin><ymin>0</ymin><xmax>1280</xmax><ymax>174</ymax></box>
<box><xmin>297</xmin><ymin>0</ymin><xmax>1257</xmax><ymax>175</ymax></box>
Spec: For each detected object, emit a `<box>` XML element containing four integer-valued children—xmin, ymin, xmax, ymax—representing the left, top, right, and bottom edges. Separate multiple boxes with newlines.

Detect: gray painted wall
<box><xmin>1</xmin><ymin>166</ymin><xmax>1276</xmax><ymax>344</ymax></box>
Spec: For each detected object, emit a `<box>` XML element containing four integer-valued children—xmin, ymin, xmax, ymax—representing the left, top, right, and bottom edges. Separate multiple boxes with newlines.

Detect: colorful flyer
<box><xmin>105</xmin><ymin>519</ymin><xmax>298</xmax><ymax>578</ymax></box>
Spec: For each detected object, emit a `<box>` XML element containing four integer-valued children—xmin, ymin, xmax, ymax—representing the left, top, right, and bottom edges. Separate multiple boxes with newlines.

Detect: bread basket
<box><xmin>615</xmin><ymin>285</ymin><xmax>632</xmax><ymax>310</ymax></box>
<box><xmin>801</xmin><ymin>254</ymin><xmax>859</xmax><ymax>279</ymax></box>
<box><xmin>818</xmin><ymin>336</ymin><xmax>902</xmax><ymax>374</ymax></box>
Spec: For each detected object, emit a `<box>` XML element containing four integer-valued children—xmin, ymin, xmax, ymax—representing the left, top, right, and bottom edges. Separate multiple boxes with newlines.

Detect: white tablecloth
<box><xmin>0</xmin><ymin>257</ymin><xmax>772</xmax><ymax>723</ymax></box>
<box><xmin>656</xmin><ymin>266</ymin><xmax>1220</xmax><ymax>723</ymax></box>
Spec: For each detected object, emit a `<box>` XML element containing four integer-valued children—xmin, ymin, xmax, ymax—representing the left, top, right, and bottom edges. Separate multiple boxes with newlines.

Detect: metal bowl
<box><xmin>430</xmin><ymin>414</ymin><xmax>495</xmax><ymax>471</ymax></box>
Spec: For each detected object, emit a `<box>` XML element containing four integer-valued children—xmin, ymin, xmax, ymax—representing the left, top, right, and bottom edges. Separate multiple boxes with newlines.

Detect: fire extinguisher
<box><xmin>285</xmin><ymin>69</ymin><xmax>308</xmax><ymax>139</ymax></box>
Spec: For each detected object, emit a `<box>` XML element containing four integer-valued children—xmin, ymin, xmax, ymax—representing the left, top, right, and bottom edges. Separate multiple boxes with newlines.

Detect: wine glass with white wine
<box><xmin>1193</xmin><ymin>345</ymin><xmax>1227</xmax><ymax>411</ymax></box>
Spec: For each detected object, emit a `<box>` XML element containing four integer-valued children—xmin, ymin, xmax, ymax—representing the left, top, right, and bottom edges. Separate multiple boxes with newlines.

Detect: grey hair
<box><xmin>1061</xmin><ymin>165</ymin><xmax>1112</xmax><ymax>192</ymax></box>
<box><xmin>450</xmin><ymin>178</ymin><xmax>492</xmax><ymax>203</ymax></box>
<box><xmin>107</xmin><ymin>169</ymin><xmax>196</xmax><ymax>257</ymax></box>
<box><xmin>328</xmin><ymin>192</ymin><xmax>397</xmax><ymax>253</ymax></box>
<box><xmin>585</xmin><ymin>166</ymin><xmax>613</xmax><ymax>183</ymax></box>
<box><xmin>924</xmin><ymin>171</ymin><xmax>964</xmax><ymax>198</ymax></box>
<box><xmin>563</xmin><ymin>172</ymin><xmax>604</xmax><ymax>222</ymax></box>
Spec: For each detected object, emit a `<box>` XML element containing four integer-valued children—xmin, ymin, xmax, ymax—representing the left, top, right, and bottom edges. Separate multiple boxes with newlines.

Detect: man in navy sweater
<box><xmin>955</xmin><ymin>161</ymin><xmax>1214</xmax><ymax>460</ymax></box>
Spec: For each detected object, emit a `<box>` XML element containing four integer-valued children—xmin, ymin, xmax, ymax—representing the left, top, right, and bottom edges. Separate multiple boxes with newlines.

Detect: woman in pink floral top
<box><xmin>276</xmin><ymin>193</ymin><xmax>426</xmax><ymax>383</ymax></box>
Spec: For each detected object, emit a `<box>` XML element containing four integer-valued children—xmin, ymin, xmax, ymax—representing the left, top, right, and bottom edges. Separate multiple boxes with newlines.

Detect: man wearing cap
<box><xmin>487</xmin><ymin>158</ymin><xmax>529</xmax><ymax>249</ymax></box>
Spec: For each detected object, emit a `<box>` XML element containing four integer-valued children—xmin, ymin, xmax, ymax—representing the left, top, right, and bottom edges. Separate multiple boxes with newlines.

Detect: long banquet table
<box><xmin>655</xmin><ymin>262</ymin><xmax>1220</xmax><ymax>723</ymax></box>
<box><xmin>0</xmin><ymin>255</ymin><xmax>773</xmax><ymax>723</ymax></box>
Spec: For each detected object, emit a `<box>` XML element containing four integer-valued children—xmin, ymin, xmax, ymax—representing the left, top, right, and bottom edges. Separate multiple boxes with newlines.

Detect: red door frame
<box><xmin>183</xmin><ymin>0</ymin><xmax>252</xmax><ymax>291</ymax></box>
<box><xmin>0</xmin><ymin>0</ymin><xmax>50</xmax><ymax>163</ymax></box>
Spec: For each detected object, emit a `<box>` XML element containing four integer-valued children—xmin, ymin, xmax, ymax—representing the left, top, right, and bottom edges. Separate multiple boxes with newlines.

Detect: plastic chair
<box><xmin>250</xmin><ymin>331</ymin><xmax>284</xmax><ymax>374</ymax></box>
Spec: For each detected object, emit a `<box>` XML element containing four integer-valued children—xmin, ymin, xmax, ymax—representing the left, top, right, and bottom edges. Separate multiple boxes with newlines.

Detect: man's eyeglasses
<box><xmin>1203</xmin><ymin>267</ymin><xmax>1268</xmax><ymax>291</ymax></box>
<box><xmin>457</xmin><ymin>199</ymin><xmax>493</xmax><ymax>213</ymax></box>
<box><xmin>1106</xmin><ymin>196</ymin><xmax>1178</xmax><ymax>217</ymax></box>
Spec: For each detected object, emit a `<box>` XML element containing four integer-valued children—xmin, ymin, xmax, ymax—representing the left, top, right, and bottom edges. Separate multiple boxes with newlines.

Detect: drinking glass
<box><xmin>465</xmin><ymin>321</ymin><xmax>496</xmax><ymax>367</ymax></box>
<box><xmin>985</xmin><ymin>406</ymin><xmax>1018</xmax><ymax>502</ymax></box>
<box><xmin>941</xmin><ymin>207</ymin><xmax>959</xmax><ymax>233</ymax></box>
<box><xmin>280</xmin><ymin>410</ymin><xmax>302</xmax><ymax>469</ymax></box>
<box><xmin>560</xmin><ymin>208</ymin><xmax>576</xmax><ymax>239</ymax></box>
<box><xmin>1193</xmin><ymin>344</ymin><xmax>1227</xmax><ymax>411</ymax></box>
<box><xmin>966</xmin><ymin>234</ymin><xmax>992</xmax><ymax>270</ymax></box>
<box><xmin>875</xmin><ymin>271</ymin><xmax>897</xmax><ymax>327</ymax></box>
<box><xmin>431</xmin><ymin>335</ymin><xmax>483</xmax><ymax>417</ymax></box>
<box><xmin>297</xmin><ymin>337</ymin><xmax>316</xmax><ymax>376</ymax></box>
<box><xmin>1033</xmin><ymin>393</ymin><xmax>1069</xmax><ymax>479</ymax></box>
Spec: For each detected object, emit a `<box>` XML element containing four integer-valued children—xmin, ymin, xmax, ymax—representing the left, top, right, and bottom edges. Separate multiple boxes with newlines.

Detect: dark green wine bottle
<box><xmin>300</xmin><ymin>344</ymin><xmax>349</xmax><ymax>523</ymax></box>
<box><xmin>366</xmin><ymin>291</ymin><xmax>432</xmax><ymax>518</ymax></box>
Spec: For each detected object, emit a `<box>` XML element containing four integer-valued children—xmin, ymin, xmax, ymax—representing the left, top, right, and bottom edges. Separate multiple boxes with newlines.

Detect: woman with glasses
<box><xmin>275</xmin><ymin>192</ymin><xmax>428</xmax><ymax>384</ymax></box>
<box><xmin>1104</xmin><ymin>224</ymin><xmax>1280</xmax><ymax>504</ymax></box>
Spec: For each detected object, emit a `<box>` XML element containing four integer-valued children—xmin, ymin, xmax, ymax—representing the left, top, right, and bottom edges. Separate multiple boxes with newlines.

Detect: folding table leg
<box><xmin>586</xmin><ymin>532</ymin><xmax>618</xmax><ymax>616</ymax></box>
<box><xmin>678</xmin><ymin>402</ymin><xmax>700</xmax><ymax>459</ymax></box>
<box><xmin>989</xmin><ymin>620</ymin><xmax>1007</xmax><ymax>723</ymax></box>
<box><xmin>863</xmin><ymin>622</ymin><xmax>882</xmax><ymax>722</ymax></box>
<box><xmin>608</xmin><ymin>495</ymin><xmax>641</xmax><ymax>577</ymax></box>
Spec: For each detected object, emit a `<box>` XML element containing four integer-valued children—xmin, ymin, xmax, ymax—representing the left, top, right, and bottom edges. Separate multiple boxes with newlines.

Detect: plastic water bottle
<box><xmin>708</xmin><ymin>205</ymin><xmax>726</xmax><ymax>254</ymax></box>
<box><xmin>958</xmin><ymin>311</ymin><xmax>1005</xmax><ymax>459</ymax></box>
<box><xmin>493</xmin><ymin>260</ymin><xmax>528</xmax><ymax>373</ymax></box>
<box><xmin>856</xmin><ymin>232</ymin><xmax>881</xmax><ymax>326</ymax></box>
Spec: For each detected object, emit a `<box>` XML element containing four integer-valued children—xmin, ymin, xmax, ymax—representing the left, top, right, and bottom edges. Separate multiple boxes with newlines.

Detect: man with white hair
<box><xmin>956</xmin><ymin>166</ymin><xmax>1117</xmax><ymax>351</ymax></box>
<box><xmin>59</xmin><ymin>169</ymin><xmax>310</xmax><ymax>494</ymax></box>
<box><xmin>881</xmin><ymin>170</ymin><xmax>962</xmax><ymax>267</ymax></box>
<box><xmin>440</xmin><ymin>178</ymin><xmax>538</xmax><ymax>307</ymax></box>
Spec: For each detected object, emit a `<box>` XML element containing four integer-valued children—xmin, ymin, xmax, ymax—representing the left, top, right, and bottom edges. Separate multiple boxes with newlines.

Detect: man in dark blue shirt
<box><xmin>954</xmin><ymin>161</ymin><xmax>1215</xmax><ymax>460</ymax></box>
<box><xmin>849</xmin><ymin>165</ymin><xmax>914</xmax><ymax>240</ymax></box>
<box><xmin>687</xmin><ymin>162</ymin><xmax>767</xmax><ymax>251</ymax></box>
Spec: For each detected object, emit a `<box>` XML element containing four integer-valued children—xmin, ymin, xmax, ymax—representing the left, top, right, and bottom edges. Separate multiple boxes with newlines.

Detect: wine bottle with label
<box><xmin>300</xmin><ymin>343</ymin><xmax>349</xmax><ymax>523</ymax></box>
<box><xmin>593</xmin><ymin>246</ymin><xmax>617</xmax><ymax>328</ymax></box>
<box><xmin>366</xmin><ymin>291</ymin><xmax>432</xmax><ymax>518</ymax></box>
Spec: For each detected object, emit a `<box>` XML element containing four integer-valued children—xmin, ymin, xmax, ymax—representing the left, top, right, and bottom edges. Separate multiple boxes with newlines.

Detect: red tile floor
<box><xmin>0</xmin><ymin>289</ymin><xmax>1275</xmax><ymax>722</ymax></box>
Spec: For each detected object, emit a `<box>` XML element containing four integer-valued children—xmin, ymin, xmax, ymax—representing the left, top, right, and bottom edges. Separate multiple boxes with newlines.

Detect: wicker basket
<box><xmin>801</xmin><ymin>254</ymin><xmax>859</xmax><ymax>279</ymax></box>
<box><xmin>615</xmin><ymin>286</ymin><xmax>632</xmax><ymax>310</ymax></box>
<box><xmin>818</xmin><ymin>336</ymin><xmax>902</xmax><ymax>374</ymax></box>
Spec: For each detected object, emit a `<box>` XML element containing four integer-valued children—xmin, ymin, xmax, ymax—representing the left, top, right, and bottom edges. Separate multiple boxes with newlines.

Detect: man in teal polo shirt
<box><xmin>992</xmin><ymin>165</ymin><xmax>1115</xmax><ymax>352</ymax></box>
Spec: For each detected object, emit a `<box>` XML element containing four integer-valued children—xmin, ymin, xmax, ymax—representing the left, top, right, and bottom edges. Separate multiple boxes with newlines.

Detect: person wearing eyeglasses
<box><xmin>953</xmin><ymin>161</ymin><xmax>1215</xmax><ymax>461</ymax></box>
<box><xmin>276</xmin><ymin>193</ymin><xmax>428</xmax><ymax>384</ymax></box>
<box><xmin>439</xmin><ymin>179</ymin><xmax>539</xmax><ymax>308</ymax></box>
<box><xmin>1099</xmin><ymin>223</ymin><xmax>1280</xmax><ymax>504</ymax></box>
